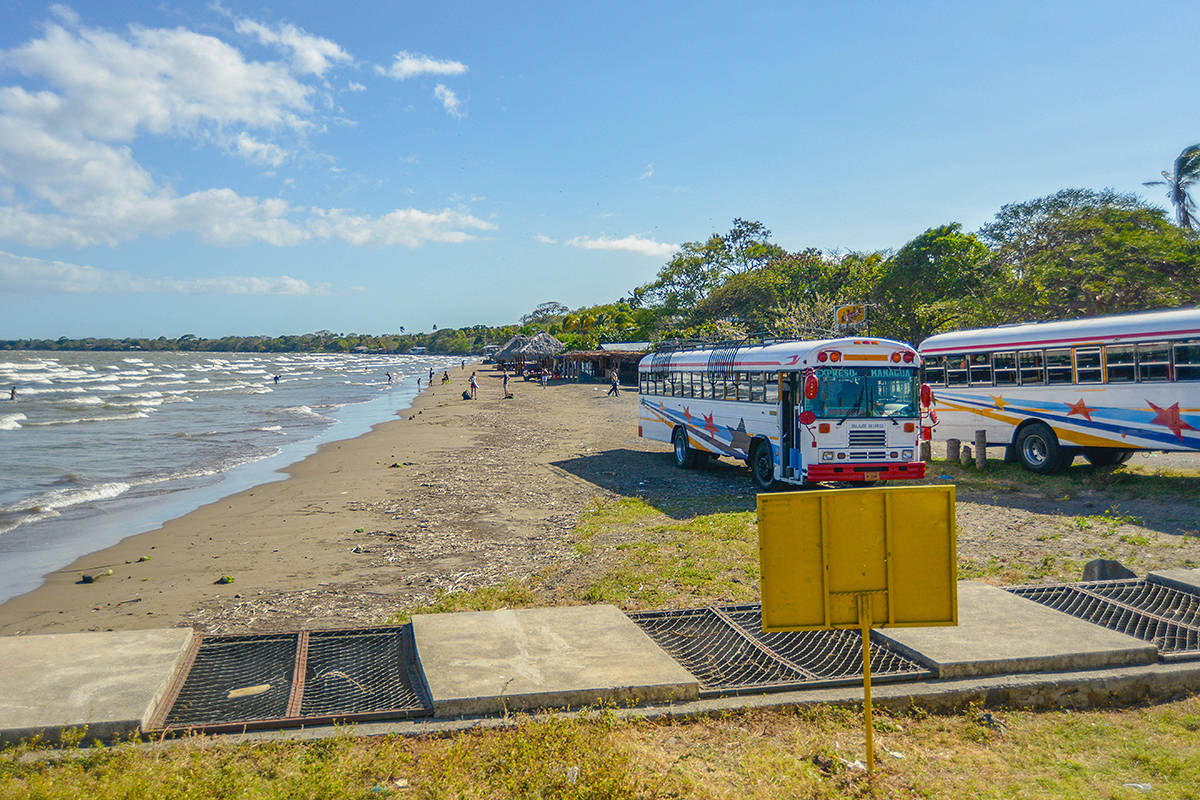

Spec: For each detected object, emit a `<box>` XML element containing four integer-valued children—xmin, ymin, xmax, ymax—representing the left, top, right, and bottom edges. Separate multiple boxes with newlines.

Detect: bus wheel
<box><xmin>750</xmin><ymin>441</ymin><xmax>777</xmax><ymax>490</ymax></box>
<box><xmin>672</xmin><ymin>427</ymin><xmax>697</xmax><ymax>469</ymax></box>
<box><xmin>1015</xmin><ymin>422</ymin><xmax>1067</xmax><ymax>474</ymax></box>
<box><xmin>1083</xmin><ymin>447</ymin><xmax>1135</xmax><ymax>467</ymax></box>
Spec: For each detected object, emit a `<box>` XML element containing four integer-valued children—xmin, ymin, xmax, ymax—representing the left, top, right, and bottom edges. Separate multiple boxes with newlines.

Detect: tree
<box><xmin>871</xmin><ymin>223</ymin><xmax>993</xmax><ymax>344</ymax></box>
<box><xmin>521</xmin><ymin>301</ymin><xmax>570</xmax><ymax>326</ymax></box>
<box><xmin>1144</xmin><ymin>144</ymin><xmax>1200</xmax><ymax>231</ymax></box>
<box><xmin>980</xmin><ymin>190</ymin><xmax>1200</xmax><ymax>321</ymax></box>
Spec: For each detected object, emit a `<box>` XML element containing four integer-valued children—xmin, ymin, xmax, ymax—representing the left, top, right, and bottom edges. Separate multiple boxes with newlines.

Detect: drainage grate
<box><xmin>628</xmin><ymin>604</ymin><xmax>932</xmax><ymax>696</ymax></box>
<box><xmin>155</xmin><ymin>625</ymin><xmax>431</xmax><ymax>733</ymax></box>
<box><xmin>1008</xmin><ymin>579</ymin><xmax>1200</xmax><ymax>660</ymax></box>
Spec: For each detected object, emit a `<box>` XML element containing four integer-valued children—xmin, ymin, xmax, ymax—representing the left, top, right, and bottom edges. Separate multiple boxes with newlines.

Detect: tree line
<box><xmin>6</xmin><ymin>146</ymin><xmax>1200</xmax><ymax>354</ymax></box>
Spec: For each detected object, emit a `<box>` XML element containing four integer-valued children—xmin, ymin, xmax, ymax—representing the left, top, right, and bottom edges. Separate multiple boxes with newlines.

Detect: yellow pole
<box><xmin>858</xmin><ymin>593</ymin><xmax>875</xmax><ymax>776</ymax></box>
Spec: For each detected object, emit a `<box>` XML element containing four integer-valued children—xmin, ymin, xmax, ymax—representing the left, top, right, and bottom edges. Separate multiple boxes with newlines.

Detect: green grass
<box><xmin>5</xmin><ymin>698</ymin><xmax>1200</xmax><ymax>799</ymax></box>
<box><xmin>388</xmin><ymin>579</ymin><xmax>541</xmax><ymax>625</ymax></box>
<box><xmin>919</xmin><ymin>456</ymin><xmax>1200</xmax><ymax>500</ymax></box>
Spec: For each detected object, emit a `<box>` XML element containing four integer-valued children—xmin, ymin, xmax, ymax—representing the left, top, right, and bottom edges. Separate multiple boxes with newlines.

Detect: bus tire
<box><xmin>672</xmin><ymin>427</ymin><xmax>697</xmax><ymax>469</ymax></box>
<box><xmin>1015</xmin><ymin>422</ymin><xmax>1067</xmax><ymax>474</ymax></box>
<box><xmin>750</xmin><ymin>440</ymin><xmax>777</xmax><ymax>491</ymax></box>
<box><xmin>1083</xmin><ymin>447</ymin><xmax>1135</xmax><ymax>467</ymax></box>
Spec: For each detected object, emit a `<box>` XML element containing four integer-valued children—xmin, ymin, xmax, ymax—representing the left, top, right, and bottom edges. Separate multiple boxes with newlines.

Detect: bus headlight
<box><xmin>821</xmin><ymin>451</ymin><xmax>834</xmax><ymax>462</ymax></box>
<box><xmin>902</xmin><ymin>449</ymin><xmax>913</xmax><ymax>460</ymax></box>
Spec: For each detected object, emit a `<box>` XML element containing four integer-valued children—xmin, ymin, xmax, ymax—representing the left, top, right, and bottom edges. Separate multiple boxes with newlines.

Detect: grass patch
<box><xmin>578</xmin><ymin>508</ymin><xmax>759</xmax><ymax>609</ymax></box>
<box><xmin>388</xmin><ymin>579</ymin><xmax>541</xmax><ymax>624</ymax></box>
<box><xmin>5</xmin><ymin>698</ymin><xmax>1200</xmax><ymax>798</ymax></box>
<box><xmin>920</xmin><ymin>457</ymin><xmax>1199</xmax><ymax>500</ymax></box>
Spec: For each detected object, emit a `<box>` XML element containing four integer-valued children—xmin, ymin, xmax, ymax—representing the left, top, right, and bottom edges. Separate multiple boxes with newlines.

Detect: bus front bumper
<box><xmin>805</xmin><ymin>461</ymin><xmax>927</xmax><ymax>481</ymax></box>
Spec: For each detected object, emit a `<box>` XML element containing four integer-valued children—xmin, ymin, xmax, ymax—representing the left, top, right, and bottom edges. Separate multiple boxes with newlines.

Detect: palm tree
<box><xmin>1145</xmin><ymin>143</ymin><xmax>1200</xmax><ymax>231</ymax></box>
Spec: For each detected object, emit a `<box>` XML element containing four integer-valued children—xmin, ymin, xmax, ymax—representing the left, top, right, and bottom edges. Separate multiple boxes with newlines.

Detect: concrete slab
<box><xmin>411</xmin><ymin>605</ymin><xmax>698</xmax><ymax>717</ymax></box>
<box><xmin>0</xmin><ymin>628</ymin><xmax>194</xmax><ymax>744</ymax></box>
<box><xmin>874</xmin><ymin>582</ymin><xmax>1158</xmax><ymax>678</ymax></box>
<box><xmin>1148</xmin><ymin>567</ymin><xmax>1200</xmax><ymax>594</ymax></box>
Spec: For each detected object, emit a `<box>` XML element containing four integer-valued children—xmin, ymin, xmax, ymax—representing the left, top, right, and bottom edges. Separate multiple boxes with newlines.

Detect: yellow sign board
<box><xmin>758</xmin><ymin>485</ymin><xmax>957</xmax><ymax>632</ymax></box>
<box><xmin>836</xmin><ymin>304</ymin><xmax>868</xmax><ymax>326</ymax></box>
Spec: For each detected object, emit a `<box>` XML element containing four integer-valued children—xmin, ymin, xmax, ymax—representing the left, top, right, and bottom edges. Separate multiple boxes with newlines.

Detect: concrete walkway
<box><xmin>3</xmin><ymin>572</ymin><xmax>1199</xmax><ymax>745</ymax></box>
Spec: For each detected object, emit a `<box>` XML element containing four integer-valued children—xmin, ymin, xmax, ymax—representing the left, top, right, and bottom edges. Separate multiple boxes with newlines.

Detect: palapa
<box><xmin>516</xmin><ymin>331</ymin><xmax>565</xmax><ymax>358</ymax></box>
<box><xmin>493</xmin><ymin>335</ymin><xmax>531</xmax><ymax>362</ymax></box>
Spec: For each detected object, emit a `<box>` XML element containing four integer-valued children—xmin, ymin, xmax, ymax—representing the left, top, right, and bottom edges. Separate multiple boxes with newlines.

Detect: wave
<box><xmin>256</xmin><ymin>425</ymin><xmax>284</xmax><ymax>434</ymax></box>
<box><xmin>62</xmin><ymin>395</ymin><xmax>105</xmax><ymax>406</ymax></box>
<box><xmin>25</xmin><ymin>411</ymin><xmax>150</xmax><ymax>426</ymax></box>
<box><xmin>278</xmin><ymin>405</ymin><xmax>333</xmax><ymax>421</ymax></box>
<box><xmin>0</xmin><ymin>413</ymin><xmax>25</xmax><ymax>430</ymax></box>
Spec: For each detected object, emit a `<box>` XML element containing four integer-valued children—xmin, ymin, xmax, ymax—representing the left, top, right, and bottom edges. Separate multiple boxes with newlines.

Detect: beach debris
<box><xmin>78</xmin><ymin>568</ymin><xmax>114</xmax><ymax>584</ymax></box>
<box><xmin>137</xmin><ymin>555</ymin><xmax>152</xmax><ymax>562</ymax></box>
<box><xmin>226</xmin><ymin>683</ymin><xmax>271</xmax><ymax>699</ymax></box>
<box><xmin>389</xmin><ymin>462</ymin><xmax>402</xmax><ymax>468</ymax></box>
<box><xmin>215</xmin><ymin>575</ymin><xmax>235</xmax><ymax>585</ymax></box>
<box><xmin>1122</xmin><ymin>783</ymin><xmax>1152</xmax><ymax>792</ymax></box>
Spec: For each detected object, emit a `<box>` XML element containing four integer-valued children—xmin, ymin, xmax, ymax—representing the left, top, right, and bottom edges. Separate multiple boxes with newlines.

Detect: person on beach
<box><xmin>417</xmin><ymin>377</ymin><xmax>422</xmax><ymax>390</ymax></box>
<box><xmin>441</xmin><ymin>371</ymin><xmax>450</xmax><ymax>385</ymax></box>
<box><xmin>461</xmin><ymin>359</ymin><xmax>466</xmax><ymax>370</ymax></box>
<box><xmin>502</xmin><ymin>371</ymin><xmax>510</xmax><ymax>398</ymax></box>
<box><xmin>429</xmin><ymin>367</ymin><xmax>434</xmax><ymax>384</ymax></box>
<box><xmin>386</xmin><ymin>372</ymin><xmax>393</xmax><ymax>384</ymax></box>
<box><xmin>8</xmin><ymin>387</ymin><xmax>14</xmax><ymax>400</ymax></box>
<box><xmin>273</xmin><ymin>375</ymin><xmax>280</xmax><ymax>385</ymax></box>
<box><xmin>469</xmin><ymin>372</ymin><xmax>478</xmax><ymax>399</ymax></box>
<box><xmin>607</xmin><ymin>369</ymin><xmax>620</xmax><ymax>397</ymax></box>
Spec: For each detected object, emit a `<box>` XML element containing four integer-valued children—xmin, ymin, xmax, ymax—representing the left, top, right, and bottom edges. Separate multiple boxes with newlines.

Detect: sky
<box><xmin>0</xmin><ymin>0</ymin><xmax>1197</xmax><ymax>339</ymax></box>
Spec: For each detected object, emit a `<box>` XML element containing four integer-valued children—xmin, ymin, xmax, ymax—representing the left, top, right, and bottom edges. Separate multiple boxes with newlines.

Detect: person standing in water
<box><xmin>8</xmin><ymin>386</ymin><xmax>14</xmax><ymax>400</ymax></box>
<box><xmin>386</xmin><ymin>371</ymin><xmax>393</xmax><ymax>384</ymax></box>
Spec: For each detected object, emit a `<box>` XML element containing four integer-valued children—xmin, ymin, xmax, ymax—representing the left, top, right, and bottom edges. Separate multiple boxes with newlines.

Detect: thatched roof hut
<box><xmin>493</xmin><ymin>335</ymin><xmax>531</xmax><ymax>362</ymax></box>
<box><xmin>517</xmin><ymin>331</ymin><xmax>565</xmax><ymax>358</ymax></box>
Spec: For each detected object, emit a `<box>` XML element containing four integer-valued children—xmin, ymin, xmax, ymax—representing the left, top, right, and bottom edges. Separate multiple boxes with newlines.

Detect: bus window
<box><xmin>1105</xmin><ymin>345</ymin><xmax>1135</xmax><ymax>383</ymax></box>
<box><xmin>736</xmin><ymin>371</ymin><xmax>750</xmax><ymax>401</ymax></box>
<box><xmin>1175</xmin><ymin>341</ymin><xmax>1200</xmax><ymax>381</ymax></box>
<box><xmin>922</xmin><ymin>359</ymin><xmax>946</xmax><ymax>386</ymax></box>
<box><xmin>993</xmin><ymin>352</ymin><xmax>1017</xmax><ymax>386</ymax></box>
<box><xmin>1046</xmin><ymin>349</ymin><xmax>1072</xmax><ymax>384</ymax></box>
<box><xmin>1019</xmin><ymin>351</ymin><xmax>1044</xmax><ymax>384</ymax></box>
<box><xmin>765</xmin><ymin>372</ymin><xmax>779</xmax><ymax>403</ymax></box>
<box><xmin>647</xmin><ymin>373</ymin><xmax>655</xmax><ymax>395</ymax></box>
<box><xmin>1075</xmin><ymin>348</ymin><xmax>1102</xmax><ymax>384</ymax></box>
<box><xmin>946</xmin><ymin>354</ymin><xmax>968</xmax><ymax>386</ymax></box>
<box><xmin>1138</xmin><ymin>342</ymin><xmax>1170</xmax><ymax>381</ymax></box>
<box><xmin>750</xmin><ymin>372</ymin><xmax>766</xmax><ymax>402</ymax></box>
<box><xmin>969</xmin><ymin>353</ymin><xmax>992</xmax><ymax>385</ymax></box>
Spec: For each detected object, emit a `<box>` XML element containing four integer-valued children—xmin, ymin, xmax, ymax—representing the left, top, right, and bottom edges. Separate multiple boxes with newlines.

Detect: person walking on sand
<box><xmin>417</xmin><ymin>377</ymin><xmax>422</xmax><ymax>390</ymax></box>
<box><xmin>607</xmin><ymin>369</ymin><xmax>620</xmax><ymax>397</ymax></box>
<box><xmin>429</xmin><ymin>367</ymin><xmax>434</xmax><ymax>385</ymax></box>
<box><xmin>502</xmin><ymin>371</ymin><xmax>510</xmax><ymax>398</ymax></box>
<box><xmin>469</xmin><ymin>372</ymin><xmax>478</xmax><ymax>399</ymax></box>
<box><xmin>461</xmin><ymin>359</ymin><xmax>466</xmax><ymax>370</ymax></box>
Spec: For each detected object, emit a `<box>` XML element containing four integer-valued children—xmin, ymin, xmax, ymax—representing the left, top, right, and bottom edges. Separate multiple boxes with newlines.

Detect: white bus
<box><xmin>637</xmin><ymin>337</ymin><xmax>929</xmax><ymax>489</ymax></box>
<box><xmin>918</xmin><ymin>307</ymin><xmax>1200</xmax><ymax>473</ymax></box>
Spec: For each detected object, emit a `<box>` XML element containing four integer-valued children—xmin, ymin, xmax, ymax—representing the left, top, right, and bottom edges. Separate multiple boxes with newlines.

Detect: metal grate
<box><xmin>628</xmin><ymin>604</ymin><xmax>932</xmax><ymax>696</ymax></box>
<box><xmin>1008</xmin><ymin>579</ymin><xmax>1200</xmax><ymax>660</ymax></box>
<box><xmin>157</xmin><ymin>625</ymin><xmax>431</xmax><ymax>733</ymax></box>
<box><xmin>163</xmin><ymin>633</ymin><xmax>296</xmax><ymax>727</ymax></box>
<box><xmin>848</xmin><ymin>430</ymin><xmax>886</xmax><ymax>447</ymax></box>
<box><xmin>300</xmin><ymin>627</ymin><xmax>428</xmax><ymax>718</ymax></box>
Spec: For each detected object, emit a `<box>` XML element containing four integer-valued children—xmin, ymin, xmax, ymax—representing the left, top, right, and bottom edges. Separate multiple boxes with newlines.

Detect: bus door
<box><xmin>780</xmin><ymin>373</ymin><xmax>798</xmax><ymax>479</ymax></box>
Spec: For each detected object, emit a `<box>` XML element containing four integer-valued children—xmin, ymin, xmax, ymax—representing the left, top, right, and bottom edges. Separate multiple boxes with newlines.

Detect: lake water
<box><xmin>0</xmin><ymin>350</ymin><xmax>463</xmax><ymax>604</ymax></box>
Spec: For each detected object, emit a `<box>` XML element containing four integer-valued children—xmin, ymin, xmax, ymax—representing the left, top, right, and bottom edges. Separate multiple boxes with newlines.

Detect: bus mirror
<box><xmin>920</xmin><ymin>383</ymin><xmax>933</xmax><ymax>407</ymax></box>
<box><xmin>799</xmin><ymin>410</ymin><xmax>816</xmax><ymax>425</ymax></box>
<box><xmin>804</xmin><ymin>373</ymin><xmax>819</xmax><ymax>400</ymax></box>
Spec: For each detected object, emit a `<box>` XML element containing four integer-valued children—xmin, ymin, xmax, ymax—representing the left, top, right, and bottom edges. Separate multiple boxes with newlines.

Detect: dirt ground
<box><xmin>1</xmin><ymin>365</ymin><xmax>1197</xmax><ymax>636</ymax></box>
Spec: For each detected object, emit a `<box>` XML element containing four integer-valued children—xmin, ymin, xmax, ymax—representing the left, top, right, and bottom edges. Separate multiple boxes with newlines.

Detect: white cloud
<box><xmin>234</xmin><ymin>133</ymin><xmax>288</xmax><ymax>167</ymax></box>
<box><xmin>233</xmin><ymin>18</ymin><xmax>350</xmax><ymax>77</ymax></box>
<box><xmin>0</xmin><ymin>15</ymin><xmax>492</xmax><ymax>249</ymax></box>
<box><xmin>347</xmin><ymin>80</ymin><xmax>366</xmax><ymax>92</ymax></box>
<box><xmin>534</xmin><ymin>233</ymin><xmax>556</xmax><ymax>244</ymax></box>
<box><xmin>377</xmin><ymin>51</ymin><xmax>467</xmax><ymax>81</ymax></box>
<box><xmin>434</xmin><ymin>84</ymin><xmax>463</xmax><ymax>118</ymax></box>
<box><xmin>0</xmin><ymin>250</ymin><xmax>330</xmax><ymax>294</ymax></box>
<box><xmin>640</xmin><ymin>163</ymin><xmax>654</xmax><ymax>180</ymax></box>
<box><xmin>565</xmin><ymin>234</ymin><xmax>677</xmax><ymax>257</ymax></box>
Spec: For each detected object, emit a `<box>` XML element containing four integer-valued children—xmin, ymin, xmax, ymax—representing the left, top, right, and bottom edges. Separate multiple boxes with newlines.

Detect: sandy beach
<box><xmin>0</xmin><ymin>367</ymin><xmax>660</xmax><ymax>635</ymax></box>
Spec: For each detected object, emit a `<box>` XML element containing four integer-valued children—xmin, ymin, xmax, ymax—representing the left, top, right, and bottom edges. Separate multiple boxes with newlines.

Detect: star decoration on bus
<box><xmin>682</xmin><ymin>406</ymin><xmax>692</xmax><ymax>422</ymax></box>
<box><xmin>727</xmin><ymin>419</ymin><xmax>752</xmax><ymax>453</ymax></box>
<box><xmin>1066</xmin><ymin>398</ymin><xmax>1095</xmax><ymax>422</ymax></box>
<box><xmin>703</xmin><ymin>412</ymin><xmax>719</xmax><ymax>437</ymax></box>
<box><xmin>990</xmin><ymin>395</ymin><xmax>1008</xmax><ymax>409</ymax></box>
<box><xmin>1146</xmin><ymin>400</ymin><xmax>1196</xmax><ymax>441</ymax></box>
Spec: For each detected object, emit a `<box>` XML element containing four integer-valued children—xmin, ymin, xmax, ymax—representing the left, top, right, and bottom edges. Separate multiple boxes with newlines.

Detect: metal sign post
<box><xmin>758</xmin><ymin>485</ymin><xmax>957</xmax><ymax>777</ymax></box>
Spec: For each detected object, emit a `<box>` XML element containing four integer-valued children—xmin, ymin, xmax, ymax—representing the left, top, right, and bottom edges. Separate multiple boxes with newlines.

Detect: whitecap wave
<box><xmin>0</xmin><ymin>413</ymin><xmax>25</xmax><ymax>430</ymax></box>
<box><xmin>25</xmin><ymin>411</ymin><xmax>150</xmax><ymax>426</ymax></box>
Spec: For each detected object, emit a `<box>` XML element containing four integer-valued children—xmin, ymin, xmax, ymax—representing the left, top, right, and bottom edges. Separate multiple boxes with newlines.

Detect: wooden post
<box><xmin>919</xmin><ymin>441</ymin><xmax>931</xmax><ymax>462</ymax></box>
<box><xmin>960</xmin><ymin>444</ymin><xmax>972</xmax><ymax>466</ymax></box>
<box><xmin>946</xmin><ymin>438</ymin><xmax>960</xmax><ymax>462</ymax></box>
<box><xmin>858</xmin><ymin>593</ymin><xmax>875</xmax><ymax>777</ymax></box>
<box><xmin>975</xmin><ymin>430</ymin><xmax>987</xmax><ymax>469</ymax></box>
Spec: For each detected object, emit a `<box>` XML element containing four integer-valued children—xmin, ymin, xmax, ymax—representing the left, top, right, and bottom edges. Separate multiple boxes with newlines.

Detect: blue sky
<box><xmin>0</xmin><ymin>1</ymin><xmax>1196</xmax><ymax>338</ymax></box>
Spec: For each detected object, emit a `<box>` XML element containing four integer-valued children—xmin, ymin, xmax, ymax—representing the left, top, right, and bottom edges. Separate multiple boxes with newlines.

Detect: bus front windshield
<box><xmin>808</xmin><ymin>366</ymin><xmax>919</xmax><ymax>419</ymax></box>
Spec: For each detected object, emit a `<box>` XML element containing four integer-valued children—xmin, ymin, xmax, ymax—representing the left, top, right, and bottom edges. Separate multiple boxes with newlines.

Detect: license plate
<box><xmin>860</xmin><ymin>471</ymin><xmax>881</xmax><ymax>481</ymax></box>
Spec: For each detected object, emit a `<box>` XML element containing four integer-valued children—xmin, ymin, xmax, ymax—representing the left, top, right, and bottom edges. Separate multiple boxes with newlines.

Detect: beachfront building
<box><xmin>556</xmin><ymin>342</ymin><xmax>650</xmax><ymax>384</ymax></box>
<box><xmin>495</xmin><ymin>331</ymin><xmax>565</xmax><ymax>376</ymax></box>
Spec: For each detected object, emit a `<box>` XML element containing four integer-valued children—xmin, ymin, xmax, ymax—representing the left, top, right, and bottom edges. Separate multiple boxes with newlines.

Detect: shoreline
<box><xmin>0</xmin><ymin>367</ymin><xmax>651</xmax><ymax>635</ymax></box>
